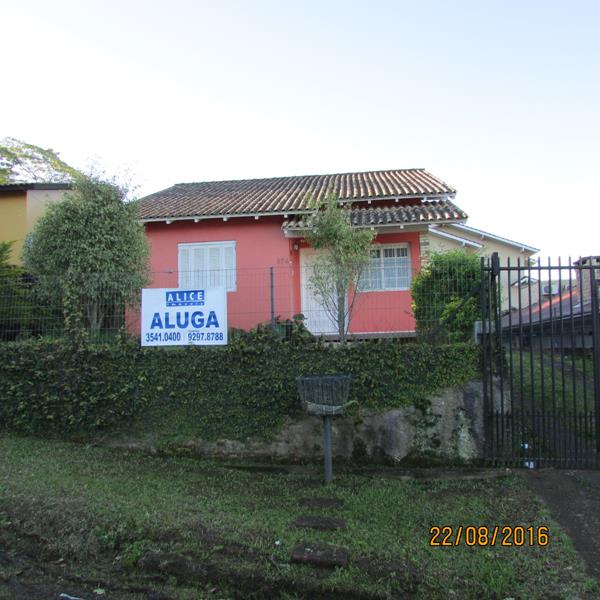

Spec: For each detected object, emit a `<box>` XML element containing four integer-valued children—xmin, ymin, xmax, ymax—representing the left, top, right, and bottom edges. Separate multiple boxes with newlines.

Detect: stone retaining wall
<box><xmin>156</xmin><ymin>379</ymin><xmax>503</xmax><ymax>464</ymax></box>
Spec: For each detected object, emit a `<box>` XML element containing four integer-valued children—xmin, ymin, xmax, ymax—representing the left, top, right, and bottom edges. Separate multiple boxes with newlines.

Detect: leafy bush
<box><xmin>411</xmin><ymin>250</ymin><xmax>481</xmax><ymax>341</ymax></box>
<box><xmin>0</xmin><ymin>334</ymin><xmax>480</xmax><ymax>441</ymax></box>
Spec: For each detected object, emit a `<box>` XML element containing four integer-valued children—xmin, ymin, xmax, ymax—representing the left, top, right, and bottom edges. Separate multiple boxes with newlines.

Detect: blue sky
<box><xmin>2</xmin><ymin>0</ymin><xmax>599</xmax><ymax>259</ymax></box>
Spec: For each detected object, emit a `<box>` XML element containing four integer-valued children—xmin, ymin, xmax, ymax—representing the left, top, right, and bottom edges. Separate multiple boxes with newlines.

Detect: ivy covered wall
<box><xmin>0</xmin><ymin>333</ymin><xmax>480</xmax><ymax>444</ymax></box>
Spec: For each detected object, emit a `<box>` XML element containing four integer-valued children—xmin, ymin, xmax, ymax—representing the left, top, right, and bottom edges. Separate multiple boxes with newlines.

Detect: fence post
<box><xmin>270</xmin><ymin>266</ymin><xmax>276</xmax><ymax>333</ymax></box>
<box><xmin>480</xmin><ymin>256</ymin><xmax>491</xmax><ymax>459</ymax></box>
<box><xmin>590</xmin><ymin>264</ymin><xmax>600</xmax><ymax>452</ymax></box>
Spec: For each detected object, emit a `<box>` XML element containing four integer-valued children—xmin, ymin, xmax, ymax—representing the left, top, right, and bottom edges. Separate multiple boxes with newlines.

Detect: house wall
<box><xmin>350</xmin><ymin>231</ymin><xmax>420</xmax><ymax>333</ymax></box>
<box><xmin>26</xmin><ymin>189</ymin><xmax>69</xmax><ymax>231</ymax></box>
<box><xmin>0</xmin><ymin>191</ymin><xmax>27</xmax><ymax>264</ymax></box>
<box><xmin>0</xmin><ymin>188</ymin><xmax>70</xmax><ymax>266</ymax></box>
<box><xmin>145</xmin><ymin>217</ymin><xmax>296</xmax><ymax>330</ymax></box>
<box><xmin>144</xmin><ymin>220</ymin><xmax>423</xmax><ymax>335</ymax></box>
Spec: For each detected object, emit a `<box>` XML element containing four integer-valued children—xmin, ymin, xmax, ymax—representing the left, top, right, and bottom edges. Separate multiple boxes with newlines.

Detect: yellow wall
<box><xmin>0</xmin><ymin>192</ymin><xmax>27</xmax><ymax>265</ymax></box>
<box><xmin>26</xmin><ymin>189</ymin><xmax>69</xmax><ymax>230</ymax></box>
<box><xmin>0</xmin><ymin>189</ymin><xmax>69</xmax><ymax>265</ymax></box>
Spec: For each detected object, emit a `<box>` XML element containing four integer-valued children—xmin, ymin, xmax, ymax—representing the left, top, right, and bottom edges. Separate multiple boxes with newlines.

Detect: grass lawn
<box><xmin>0</xmin><ymin>434</ymin><xmax>597</xmax><ymax>599</ymax></box>
<box><xmin>507</xmin><ymin>350</ymin><xmax>595</xmax><ymax>415</ymax></box>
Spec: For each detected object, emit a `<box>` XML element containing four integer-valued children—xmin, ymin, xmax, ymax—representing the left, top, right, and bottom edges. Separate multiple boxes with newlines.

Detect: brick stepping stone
<box><xmin>293</xmin><ymin>515</ymin><xmax>347</xmax><ymax>531</ymax></box>
<box><xmin>299</xmin><ymin>497</ymin><xmax>345</xmax><ymax>510</ymax></box>
<box><xmin>290</xmin><ymin>543</ymin><xmax>349</xmax><ymax>568</ymax></box>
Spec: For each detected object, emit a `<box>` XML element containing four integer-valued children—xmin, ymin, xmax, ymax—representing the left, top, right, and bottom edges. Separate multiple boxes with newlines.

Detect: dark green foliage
<box><xmin>0</xmin><ymin>334</ymin><xmax>480</xmax><ymax>441</ymax></box>
<box><xmin>411</xmin><ymin>250</ymin><xmax>482</xmax><ymax>341</ymax></box>
<box><xmin>0</xmin><ymin>338</ymin><xmax>141</xmax><ymax>433</ymax></box>
<box><xmin>439</xmin><ymin>296</ymin><xmax>480</xmax><ymax>342</ymax></box>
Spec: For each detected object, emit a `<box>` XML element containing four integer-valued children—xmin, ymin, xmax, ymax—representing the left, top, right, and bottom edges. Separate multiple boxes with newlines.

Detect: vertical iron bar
<box><xmin>480</xmin><ymin>257</ymin><xmax>490</xmax><ymax>460</ymax></box>
<box><xmin>507</xmin><ymin>257</ymin><xmax>515</xmax><ymax>462</ymax></box>
<box><xmin>558</xmin><ymin>259</ymin><xmax>566</xmax><ymax>462</ymax></box>
<box><xmin>537</xmin><ymin>256</ymin><xmax>546</xmax><ymax>464</ymax></box>
<box><xmin>568</xmin><ymin>259</ymin><xmax>578</xmax><ymax>465</ymax></box>
<box><xmin>578</xmin><ymin>260</ymin><xmax>589</xmax><ymax>447</ymax></box>
<box><xmin>590</xmin><ymin>261</ymin><xmax>600</xmax><ymax>453</ymax></box>
<box><xmin>495</xmin><ymin>254</ymin><xmax>506</xmax><ymax>457</ymax></box>
<box><xmin>527</xmin><ymin>257</ymin><xmax>535</xmax><ymax>460</ymax></box>
<box><xmin>547</xmin><ymin>257</ymin><xmax>557</xmax><ymax>462</ymax></box>
<box><xmin>517</xmin><ymin>258</ymin><xmax>526</xmax><ymax>463</ymax></box>
<box><xmin>491</xmin><ymin>253</ymin><xmax>501</xmax><ymax>460</ymax></box>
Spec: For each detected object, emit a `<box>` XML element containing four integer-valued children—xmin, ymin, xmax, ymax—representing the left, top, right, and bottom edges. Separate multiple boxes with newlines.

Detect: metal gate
<box><xmin>481</xmin><ymin>254</ymin><xmax>600</xmax><ymax>467</ymax></box>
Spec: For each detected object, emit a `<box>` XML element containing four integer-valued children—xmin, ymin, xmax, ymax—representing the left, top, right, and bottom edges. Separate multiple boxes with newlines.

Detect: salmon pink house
<box><xmin>138</xmin><ymin>169</ymin><xmax>468</xmax><ymax>337</ymax></box>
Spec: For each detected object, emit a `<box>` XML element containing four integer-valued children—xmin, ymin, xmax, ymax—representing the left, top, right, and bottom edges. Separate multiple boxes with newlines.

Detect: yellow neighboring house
<box><xmin>425</xmin><ymin>222</ymin><xmax>540</xmax><ymax>309</ymax></box>
<box><xmin>0</xmin><ymin>183</ymin><xmax>72</xmax><ymax>265</ymax></box>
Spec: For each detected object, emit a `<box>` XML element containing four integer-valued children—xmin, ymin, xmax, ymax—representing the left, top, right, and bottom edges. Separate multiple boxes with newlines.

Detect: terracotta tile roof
<box><xmin>283</xmin><ymin>200</ymin><xmax>467</xmax><ymax>232</ymax></box>
<box><xmin>138</xmin><ymin>168</ymin><xmax>456</xmax><ymax>220</ymax></box>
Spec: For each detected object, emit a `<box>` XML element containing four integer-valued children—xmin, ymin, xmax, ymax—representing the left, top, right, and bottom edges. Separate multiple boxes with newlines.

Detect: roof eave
<box><xmin>0</xmin><ymin>182</ymin><xmax>73</xmax><ymax>192</ymax></box>
<box><xmin>139</xmin><ymin>193</ymin><xmax>458</xmax><ymax>223</ymax></box>
<box><xmin>428</xmin><ymin>227</ymin><xmax>484</xmax><ymax>249</ymax></box>
<box><xmin>140</xmin><ymin>209</ymin><xmax>317</xmax><ymax>224</ymax></box>
<box><xmin>447</xmin><ymin>223</ymin><xmax>540</xmax><ymax>254</ymax></box>
<box><xmin>283</xmin><ymin>217</ymin><xmax>467</xmax><ymax>238</ymax></box>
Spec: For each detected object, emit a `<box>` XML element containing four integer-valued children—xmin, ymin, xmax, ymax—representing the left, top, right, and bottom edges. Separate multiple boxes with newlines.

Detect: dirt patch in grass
<box><xmin>526</xmin><ymin>469</ymin><xmax>600</xmax><ymax>583</ymax></box>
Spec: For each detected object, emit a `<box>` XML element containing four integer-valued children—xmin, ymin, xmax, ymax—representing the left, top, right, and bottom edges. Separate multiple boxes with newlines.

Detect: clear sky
<box><xmin>2</xmin><ymin>0</ymin><xmax>599</xmax><ymax>260</ymax></box>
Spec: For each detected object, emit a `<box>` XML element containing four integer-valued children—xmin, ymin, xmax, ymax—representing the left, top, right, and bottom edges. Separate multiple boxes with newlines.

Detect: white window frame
<box><xmin>359</xmin><ymin>243</ymin><xmax>411</xmax><ymax>292</ymax></box>
<box><xmin>178</xmin><ymin>241</ymin><xmax>237</xmax><ymax>292</ymax></box>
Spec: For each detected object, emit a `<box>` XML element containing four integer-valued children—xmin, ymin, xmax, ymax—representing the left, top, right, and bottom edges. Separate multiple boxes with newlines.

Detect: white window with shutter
<box><xmin>359</xmin><ymin>244</ymin><xmax>411</xmax><ymax>291</ymax></box>
<box><xmin>178</xmin><ymin>241</ymin><xmax>236</xmax><ymax>291</ymax></box>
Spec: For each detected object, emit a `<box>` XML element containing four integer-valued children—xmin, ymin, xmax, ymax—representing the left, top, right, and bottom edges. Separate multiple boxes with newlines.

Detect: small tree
<box><xmin>303</xmin><ymin>194</ymin><xmax>375</xmax><ymax>341</ymax></box>
<box><xmin>411</xmin><ymin>250</ymin><xmax>481</xmax><ymax>341</ymax></box>
<box><xmin>23</xmin><ymin>174</ymin><xmax>149</xmax><ymax>335</ymax></box>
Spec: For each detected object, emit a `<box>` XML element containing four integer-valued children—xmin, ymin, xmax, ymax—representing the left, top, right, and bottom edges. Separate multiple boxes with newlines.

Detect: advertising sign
<box><xmin>141</xmin><ymin>287</ymin><xmax>227</xmax><ymax>346</ymax></box>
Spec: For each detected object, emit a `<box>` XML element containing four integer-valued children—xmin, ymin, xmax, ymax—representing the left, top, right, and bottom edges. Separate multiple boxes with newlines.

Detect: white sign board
<box><xmin>141</xmin><ymin>288</ymin><xmax>227</xmax><ymax>346</ymax></box>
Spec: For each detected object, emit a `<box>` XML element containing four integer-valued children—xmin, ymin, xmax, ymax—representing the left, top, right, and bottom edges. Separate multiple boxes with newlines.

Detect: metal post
<box><xmin>590</xmin><ymin>264</ymin><xmax>600</xmax><ymax>452</ymax></box>
<box><xmin>270</xmin><ymin>266</ymin><xmax>276</xmax><ymax>332</ymax></box>
<box><xmin>323</xmin><ymin>415</ymin><xmax>333</xmax><ymax>484</ymax></box>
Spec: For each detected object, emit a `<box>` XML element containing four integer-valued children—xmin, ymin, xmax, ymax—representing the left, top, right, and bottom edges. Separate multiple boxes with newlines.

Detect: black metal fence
<box><xmin>481</xmin><ymin>254</ymin><xmax>600</xmax><ymax>468</ymax></box>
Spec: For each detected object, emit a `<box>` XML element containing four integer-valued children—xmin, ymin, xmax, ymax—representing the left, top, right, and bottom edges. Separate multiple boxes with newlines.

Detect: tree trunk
<box><xmin>86</xmin><ymin>300</ymin><xmax>103</xmax><ymax>333</ymax></box>
<box><xmin>336</xmin><ymin>279</ymin><xmax>346</xmax><ymax>341</ymax></box>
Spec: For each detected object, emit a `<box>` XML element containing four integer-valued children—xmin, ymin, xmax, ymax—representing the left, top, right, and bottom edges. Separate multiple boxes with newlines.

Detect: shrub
<box><xmin>411</xmin><ymin>250</ymin><xmax>481</xmax><ymax>341</ymax></box>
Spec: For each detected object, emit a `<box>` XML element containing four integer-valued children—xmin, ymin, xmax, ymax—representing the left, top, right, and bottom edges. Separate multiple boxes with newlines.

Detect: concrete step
<box><xmin>290</xmin><ymin>543</ymin><xmax>349</xmax><ymax>568</ymax></box>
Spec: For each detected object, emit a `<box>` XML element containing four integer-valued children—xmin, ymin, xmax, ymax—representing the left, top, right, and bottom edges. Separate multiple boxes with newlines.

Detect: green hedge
<box><xmin>0</xmin><ymin>333</ymin><xmax>480</xmax><ymax>442</ymax></box>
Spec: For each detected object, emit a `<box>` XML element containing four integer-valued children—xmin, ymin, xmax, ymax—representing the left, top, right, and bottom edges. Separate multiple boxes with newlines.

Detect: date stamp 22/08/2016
<box><xmin>429</xmin><ymin>525</ymin><xmax>549</xmax><ymax>547</ymax></box>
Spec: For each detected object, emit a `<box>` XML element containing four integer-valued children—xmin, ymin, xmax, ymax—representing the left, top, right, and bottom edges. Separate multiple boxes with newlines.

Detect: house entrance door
<box><xmin>300</xmin><ymin>248</ymin><xmax>339</xmax><ymax>335</ymax></box>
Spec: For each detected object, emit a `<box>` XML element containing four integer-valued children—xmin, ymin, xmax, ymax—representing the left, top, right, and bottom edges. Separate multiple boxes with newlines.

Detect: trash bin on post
<box><xmin>295</xmin><ymin>374</ymin><xmax>351</xmax><ymax>484</ymax></box>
